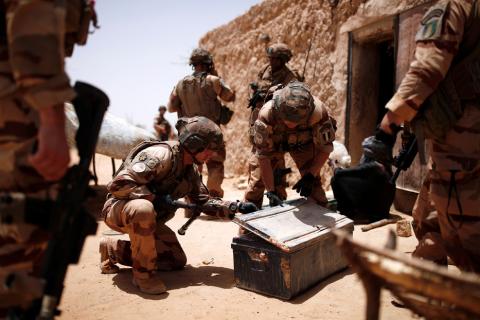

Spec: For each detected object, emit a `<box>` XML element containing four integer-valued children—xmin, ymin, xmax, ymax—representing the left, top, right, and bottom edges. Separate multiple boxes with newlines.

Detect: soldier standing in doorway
<box><xmin>364</xmin><ymin>0</ymin><xmax>480</xmax><ymax>272</ymax></box>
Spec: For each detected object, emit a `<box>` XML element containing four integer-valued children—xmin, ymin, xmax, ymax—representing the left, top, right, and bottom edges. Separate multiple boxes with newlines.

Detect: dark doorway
<box><xmin>346</xmin><ymin>27</ymin><xmax>396</xmax><ymax>165</ymax></box>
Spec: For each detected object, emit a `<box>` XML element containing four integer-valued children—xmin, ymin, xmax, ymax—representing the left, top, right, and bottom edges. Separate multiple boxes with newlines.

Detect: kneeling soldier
<box><xmin>99</xmin><ymin>116</ymin><xmax>256</xmax><ymax>294</ymax></box>
<box><xmin>253</xmin><ymin>81</ymin><xmax>336</xmax><ymax>207</ymax></box>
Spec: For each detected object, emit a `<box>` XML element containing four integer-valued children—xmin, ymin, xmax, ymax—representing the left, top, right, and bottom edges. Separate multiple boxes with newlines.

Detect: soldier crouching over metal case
<box><xmin>99</xmin><ymin>116</ymin><xmax>257</xmax><ymax>295</ymax></box>
<box><xmin>252</xmin><ymin>81</ymin><xmax>336</xmax><ymax>207</ymax></box>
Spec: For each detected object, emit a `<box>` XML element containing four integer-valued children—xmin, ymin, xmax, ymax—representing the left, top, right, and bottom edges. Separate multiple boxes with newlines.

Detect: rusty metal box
<box><xmin>231</xmin><ymin>198</ymin><xmax>354</xmax><ymax>299</ymax></box>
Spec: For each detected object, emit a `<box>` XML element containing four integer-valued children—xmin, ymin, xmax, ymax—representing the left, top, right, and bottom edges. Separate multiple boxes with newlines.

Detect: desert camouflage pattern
<box><xmin>168</xmin><ymin>71</ymin><xmax>234</xmax><ymax>197</ymax></box>
<box><xmin>0</xmin><ymin>0</ymin><xmax>90</xmax><ymax>309</ymax></box>
<box><xmin>101</xmin><ymin>141</ymin><xmax>236</xmax><ymax>279</ymax></box>
<box><xmin>249</xmin><ymin>98</ymin><xmax>334</xmax><ymax>205</ymax></box>
<box><xmin>154</xmin><ymin>115</ymin><xmax>171</xmax><ymax>141</ymax></box>
<box><xmin>386</xmin><ymin>0</ymin><xmax>480</xmax><ymax>272</ymax></box>
<box><xmin>168</xmin><ymin>72</ymin><xmax>235</xmax><ymax>124</ymax></box>
<box><xmin>244</xmin><ymin>62</ymin><xmax>301</xmax><ymax>207</ymax></box>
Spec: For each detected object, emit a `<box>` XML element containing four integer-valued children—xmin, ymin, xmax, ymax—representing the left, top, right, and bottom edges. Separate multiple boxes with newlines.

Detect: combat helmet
<box><xmin>266</xmin><ymin>43</ymin><xmax>293</xmax><ymax>63</ymax></box>
<box><xmin>176</xmin><ymin>116</ymin><xmax>224</xmax><ymax>154</ymax></box>
<box><xmin>273</xmin><ymin>81</ymin><xmax>314</xmax><ymax>123</ymax></box>
<box><xmin>189</xmin><ymin>48</ymin><xmax>213</xmax><ymax>66</ymax></box>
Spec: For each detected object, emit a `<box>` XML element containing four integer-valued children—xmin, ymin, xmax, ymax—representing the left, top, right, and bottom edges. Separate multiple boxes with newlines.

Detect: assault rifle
<box><xmin>20</xmin><ymin>82</ymin><xmax>109</xmax><ymax>319</ymax></box>
<box><xmin>273</xmin><ymin>167</ymin><xmax>292</xmax><ymax>188</ymax></box>
<box><xmin>154</xmin><ymin>195</ymin><xmax>205</xmax><ymax>235</ymax></box>
<box><xmin>390</xmin><ymin>132</ymin><xmax>418</xmax><ymax>184</ymax></box>
<box><xmin>247</xmin><ymin>82</ymin><xmax>265</xmax><ymax>109</ymax></box>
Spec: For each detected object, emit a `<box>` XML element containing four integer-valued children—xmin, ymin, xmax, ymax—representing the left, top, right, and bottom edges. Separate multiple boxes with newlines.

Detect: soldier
<box><xmin>153</xmin><ymin>105</ymin><xmax>172</xmax><ymax>141</ymax></box>
<box><xmin>365</xmin><ymin>0</ymin><xmax>480</xmax><ymax>272</ymax></box>
<box><xmin>252</xmin><ymin>81</ymin><xmax>336</xmax><ymax>207</ymax></box>
<box><xmin>167</xmin><ymin>48</ymin><xmax>235</xmax><ymax>197</ymax></box>
<box><xmin>0</xmin><ymin>0</ymin><xmax>98</xmax><ymax>311</ymax></box>
<box><xmin>99</xmin><ymin>116</ymin><xmax>256</xmax><ymax>294</ymax></box>
<box><xmin>245</xmin><ymin>43</ymin><xmax>302</xmax><ymax>208</ymax></box>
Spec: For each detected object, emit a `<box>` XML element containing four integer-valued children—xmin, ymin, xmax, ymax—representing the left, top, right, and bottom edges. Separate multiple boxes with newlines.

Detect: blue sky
<box><xmin>67</xmin><ymin>1</ymin><xmax>259</xmax><ymax>130</ymax></box>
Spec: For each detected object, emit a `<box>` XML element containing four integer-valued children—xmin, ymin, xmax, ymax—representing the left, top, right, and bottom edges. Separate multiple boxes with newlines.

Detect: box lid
<box><xmin>233</xmin><ymin>198</ymin><xmax>353</xmax><ymax>253</ymax></box>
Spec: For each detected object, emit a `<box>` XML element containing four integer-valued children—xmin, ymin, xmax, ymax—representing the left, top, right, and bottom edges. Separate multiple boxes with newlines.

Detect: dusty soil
<box><xmin>58</xmin><ymin>154</ymin><xmax>419</xmax><ymax>320</ymax></box>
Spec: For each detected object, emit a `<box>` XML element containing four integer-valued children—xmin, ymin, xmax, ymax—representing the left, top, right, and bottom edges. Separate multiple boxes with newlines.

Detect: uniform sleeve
<box><xmin>7</xmin><ymin>0</ymin><xmax>76</xmax><ymax>110</ymax></box>
<box><xmin>209</xmin><ymin>75</ymin><xmax>235</xmax><ymax>102</ymax></box>
<box><xmin>167</xmin><ymin>85</ymin><xmax>182</xmax><ymax>113</ymax></box>
<box><xmin>253</xmin><ymin>103</ymin><xmax>276</xmax><ymax>158</ymax></box>
<box><xmin>386</xmin><ymin>0</ymin><xmax>469</xmax><ymax>122</ymax></box>
<box><xmin>107</xmin><ymin>146</ymin><xmax>173</xmax><ymax>200</ymax></box>
<box><xmin>310</xmin><ymin>97</ymin><xmax>335</xmax><ymax>154</ymax></box>
<box><xmin>185</xmin><ymin>167</ymin><xmax>236</xmax><ymax>220</ymax></box>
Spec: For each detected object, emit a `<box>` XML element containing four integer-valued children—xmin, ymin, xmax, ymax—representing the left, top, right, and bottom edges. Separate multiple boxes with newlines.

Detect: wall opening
<box><xmin>346</xmin><ymin>17</ymin><xmax>396</xmax><ymax>165</ymax></box>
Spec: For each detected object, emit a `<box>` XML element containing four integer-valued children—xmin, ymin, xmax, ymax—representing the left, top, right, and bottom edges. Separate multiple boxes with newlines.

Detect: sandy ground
<box><xmin>57</xmin><ymin>154</ymin><xmax>420</xmax><ymax>320</ymax></box>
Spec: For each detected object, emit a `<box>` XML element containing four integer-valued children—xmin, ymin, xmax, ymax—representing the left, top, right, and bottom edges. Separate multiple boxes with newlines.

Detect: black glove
<box><xmin>266</xmin><ymin>191</ymin><xmax>283</xmax><ymax>207</ymax></box>
<box><xmin>238</xmin><ymin>201</ymin><xmax>258</xmax><ymax>214</ymax></box>
<box><xmin>361</xmin><ymin>126</ymin><xmax>399</xmax><ymax>166</ymax></box>
<box><xmin>292</xmin><ymin>173</ymin><xmax>315</xmax><ymax>197</ymax></box>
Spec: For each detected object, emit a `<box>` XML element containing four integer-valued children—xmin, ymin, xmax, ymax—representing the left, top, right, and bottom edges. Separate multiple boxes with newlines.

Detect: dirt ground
<box><xmin>58</xmin><ymin>154</ymin><xmax>420</xmax><ymax>320</ymax></box>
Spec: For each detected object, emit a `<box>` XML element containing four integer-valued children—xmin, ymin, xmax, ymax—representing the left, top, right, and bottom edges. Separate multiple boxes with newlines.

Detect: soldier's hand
<box><xmin>237</xmin><ymin>201</ymin><xmax>258</xmax><ymax>214</ymax></box>
<box><xmin>266</xmin><ymin>191</ymin><xmax>283</xmax><ymax>207</ymax></box>
<box><xmin>29</xmin><ymin>105</ymin><xmax>70</xmax><ymax>181</ymax></box>
<box><xmin>292</xmin><ymin>173</ymin><xmax>315</xmax><ymax>197</ymax></box>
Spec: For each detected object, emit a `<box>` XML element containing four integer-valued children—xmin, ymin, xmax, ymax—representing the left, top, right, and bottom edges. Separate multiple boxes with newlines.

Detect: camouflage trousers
<box><xmin>413</xmin><ymin>103</ymin><xmax>480</xmax><ymax>272</ymax></box>
<box><xmin>244</xmin><ymin>152</ymin><xmax>287</xmax><ymax>209</ymax></box>
<box><xmin>102</xmin><ymin>198</ymin><xmax>187</xmax><ymax>278</ymax></box>
<box><xmin>411</xmin><ymin>174</ymin><xmax>447</xmax><ymax>264</ymax></box>
<box><xmin>0</xmin><ymin>98</ymin><xmax>51</xmax><ymax>310</ymax></box>
<box><xmin>199</xmin><ymin>144</ymin><xmax>226</xmax><ymax>198</ymax></box>
<box><xmin>289</xmin><ymin>144</ymin><xmax>328</xmax><ymax>206</ymax></box>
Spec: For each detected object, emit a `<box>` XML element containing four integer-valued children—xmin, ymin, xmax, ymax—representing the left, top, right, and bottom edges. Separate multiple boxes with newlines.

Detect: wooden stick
<box><xmin>361</xmin><ymin>218</ymin><xmax>398</xmax><ymax>232</ymax></box>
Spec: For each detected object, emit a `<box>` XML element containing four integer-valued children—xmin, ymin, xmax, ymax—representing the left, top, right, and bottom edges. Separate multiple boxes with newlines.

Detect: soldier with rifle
<box><xmin>335</xmin><ymin>0</ymin><xmax>480</xmax><ymax>272</ymax></box>
<box><xmin>0</xmin><ymin>0</ymin><xmax>104</xmax><ymax>318</ymax></box>
<box><xmin>99</xmin><ymin>116</ymin><xmax>257</xmax><ymax>294</ymax></box>
<box><xmin>244</xmin><ymin>43</ymin><xmax>302</xmax><ymax>208</ymax></box>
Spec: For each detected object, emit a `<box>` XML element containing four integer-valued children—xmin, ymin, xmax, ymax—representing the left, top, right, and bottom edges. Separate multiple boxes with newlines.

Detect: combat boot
<box><xmin>99</xmin><ymin>237</ymin><xmax>120</xmax><ymax>274</ymax></box>
<box><xmin>132</xmin><ymin>271</ymin><xmax>167</xmax><ymax>295</ymax></box>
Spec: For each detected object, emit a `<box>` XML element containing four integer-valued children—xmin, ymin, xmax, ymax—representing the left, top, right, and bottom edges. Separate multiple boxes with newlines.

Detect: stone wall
<box><xmin>199</xmin><ymin>0</ymin><xmax>431</xmax><ymax>176</ymax></box>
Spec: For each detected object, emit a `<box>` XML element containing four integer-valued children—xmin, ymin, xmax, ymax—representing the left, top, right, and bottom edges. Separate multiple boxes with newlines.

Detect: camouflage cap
<box><xmin>189</xmin><ymin>48</ymin><xmax>213</xmax><ymax>66</ymax></box>
<box><xmin>176</xmin><ymin>116</ymin><xmax>224</xmax><ymax>154</ymax></box>
<box><xmin>266</xmin><ymin>43</ymin><xmax>293</xmax><ymax>62</ymax></box>
<box><xmin>274</xmin><ymin>81</ymin><xmax>314</xmax><ymax>123</ymax></box>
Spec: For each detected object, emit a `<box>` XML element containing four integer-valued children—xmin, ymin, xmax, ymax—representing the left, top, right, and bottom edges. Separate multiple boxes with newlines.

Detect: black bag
<box><xmin>331</xmin><ymin>162</ymin><xmax>395</xmax><ymax>222</ymax></box>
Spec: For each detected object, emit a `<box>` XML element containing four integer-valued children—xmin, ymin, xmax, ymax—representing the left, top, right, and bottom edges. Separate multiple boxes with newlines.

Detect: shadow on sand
<box><xmin>112</xmin><ymin>264</ymin><xmax>234</xmax><ymax>299</ymax></box>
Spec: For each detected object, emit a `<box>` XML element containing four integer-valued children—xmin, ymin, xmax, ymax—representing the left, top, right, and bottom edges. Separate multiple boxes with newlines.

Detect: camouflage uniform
<box><xmin>245</xmin><ymin>44</ymin><xmax>301</xmax><ymax>208</ymax></box>
<box><xmin>0</xmin><ymin>0</ymin><xmax>93</xmax><ymax>308</ymax></box>
<box><xmin>252</xmin><ymin>83</ymin><xmax>336</xmax><ymax>206</ymax></box>
<box><xmin>385</xmin><ymin>0</ymin><xmax>480</xmax><ymax>272</ymax></box>
<box><xmin>101</xmin><ymin>141</ymin><xmax>238</xmax><ymax>283</ymax></box>
<box><xmin>168</xmin><ymin>65</ymin><xmax>235</xmax><ymax>198</ymax></box>
<box><xmin>153</xmin><ymin>114</ymin><xmax>172</xmax><ymax>141</ymax></box>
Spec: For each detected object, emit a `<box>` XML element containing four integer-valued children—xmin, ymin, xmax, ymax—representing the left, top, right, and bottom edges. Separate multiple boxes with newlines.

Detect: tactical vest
<box><xmin>176</xmin><ymin>72</ymin><xmax>222</xmax><ymax>124</ymax></box>
<box><xmin>412</xmin><ymin>0</ymin><xmax>480</xmax><ymax>143</ymax></box>
<box><xmin>270</xmin><ymin>107</ymin><xmax>314</xmax><ymax>152</ymax></box>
